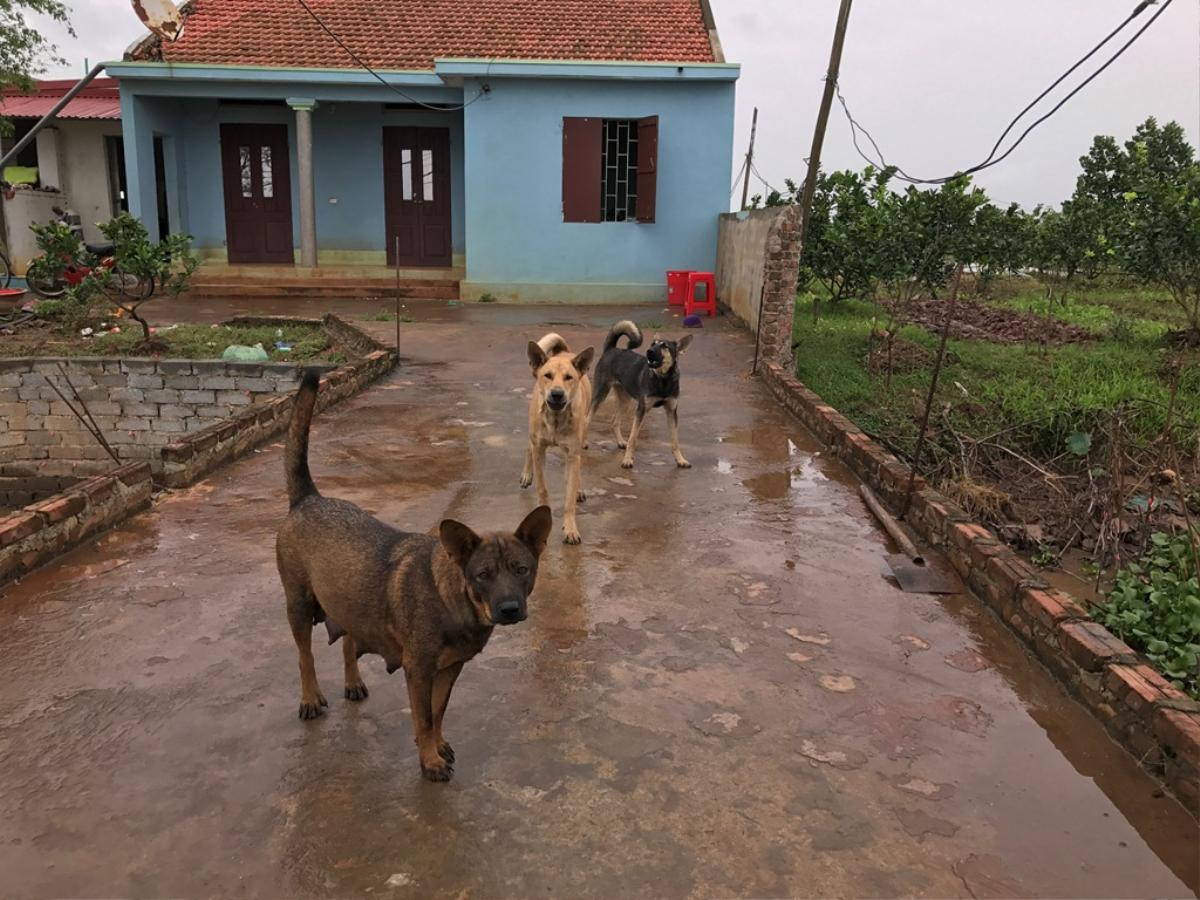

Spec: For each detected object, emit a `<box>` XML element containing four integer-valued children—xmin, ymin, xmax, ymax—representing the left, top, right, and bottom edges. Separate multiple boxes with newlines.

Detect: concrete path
<box><xmin>0</xmin><ymin>301</ymin><xmax>1196</xmax><ymax>898</ymax></box>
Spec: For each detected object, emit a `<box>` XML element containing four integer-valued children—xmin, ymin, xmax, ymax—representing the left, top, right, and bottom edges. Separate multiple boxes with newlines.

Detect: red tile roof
<box><xmin>0</xmin><ymin>78</ymin><xmax>121</xmax><ymax>120</ymax></box>
<box><xmin>137</xmin><ymin>0</ymin><xmax>717</xmax><ymax>69</ymax></box>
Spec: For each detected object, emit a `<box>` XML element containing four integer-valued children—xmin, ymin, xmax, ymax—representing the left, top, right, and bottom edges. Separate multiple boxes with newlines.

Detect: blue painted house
<box><xmin>108</xmin><ymin>0</ymin><xmax>739</xmax><ymax>301</ymax></box>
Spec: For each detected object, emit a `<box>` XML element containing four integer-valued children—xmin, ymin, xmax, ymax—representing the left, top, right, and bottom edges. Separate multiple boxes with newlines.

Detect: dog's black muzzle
<box><xmin>495</xmin><ymin>598</ymin><xmax>526</xmax><ymax>626</ymax></box>
<box><xmin>646</xmin><ymin>348</ymin><xmax>664</xmax><ymax>368</ymax></box>
<box><xmin>546</xmin><ymin>388</ymin><xmax>567</xmax><ymax>411</ymax></box>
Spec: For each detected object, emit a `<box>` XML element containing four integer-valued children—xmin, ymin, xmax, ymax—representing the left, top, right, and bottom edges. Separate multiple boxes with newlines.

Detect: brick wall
<box><xmin>715</xmin><ymin>205</ymin><xmax>802</xmax><ymax>370</ymax></box>
<box><xmin>0</xmin><ymin>469</ymin><xmax>81</xmax><ymax>511</ymax></box>
<box><xmin>0</xmin><ymin>315</ymin><xmax>398</xmax><ymax>589</ymax></box>
<box><xmin>0</xmin><ymin>358</ymin><xmax>334</xmax><ymax>477</ymax></box>
<box><xmin>0</xmin><ymin>462</ymin><xmax>153</xmax><ymax>585</ymax></box>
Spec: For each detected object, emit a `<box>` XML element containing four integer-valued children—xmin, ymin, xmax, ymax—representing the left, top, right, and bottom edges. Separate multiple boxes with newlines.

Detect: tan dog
<box><xmin>520</xmin><ymin>333</ymin><xmax>594</xmax><ymax>544</ymax></box>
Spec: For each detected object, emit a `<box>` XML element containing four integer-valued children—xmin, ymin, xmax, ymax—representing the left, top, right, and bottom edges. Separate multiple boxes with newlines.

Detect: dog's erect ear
<box><xmin>515</xmin><ymin>505</ymin><xmax>552</xmax><ymax>558</ymax></box>
<box><xmin>440</xmin><ymin>519</ymin><xmax>482</xmax><ymax>569</ymax></box>
<box><xmin>572</xmin><ymin>347</ymin><xmax>595</xmax><ymax>377</ymax></box>
<box><xmin>676</xmin><ymin>334</ymin><xmax>694</xmax><ymax>354</ymax></box>
<box><xmin>527</xmin><ymin>341</ymin><xmax>548</xmax><ymax>373</ymax></box>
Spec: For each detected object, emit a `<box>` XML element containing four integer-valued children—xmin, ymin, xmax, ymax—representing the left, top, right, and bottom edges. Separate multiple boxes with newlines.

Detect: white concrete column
<box><xmin>288</xmin><ymin>98</ymin><xmax>318</xmax><ymax>268</ymax></box>
<box><xmin>34</xmin><ymin>127</ymin><xmax>64</xmax><ymax>191</ymax></box>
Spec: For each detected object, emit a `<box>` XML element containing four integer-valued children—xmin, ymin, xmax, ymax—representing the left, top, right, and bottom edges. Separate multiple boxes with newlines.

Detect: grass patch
<box><xmin>0</xmin><ymin>323</ymin><xmax>336</xmax><ymax>362</ymax></box>
<box><xmin>792</xmin><ymin>294</ymin><xmax>1199</xmax><ymax>459</ymax></box>
<box><xmin>987</xmin><ymin>285</ymin><xmax>1174</xmax><ymax>343</ymax></box>
<box><xmin>368</xmin><ymin>310</ymin><xmax>414</xmax><ymax>323</ymax></box>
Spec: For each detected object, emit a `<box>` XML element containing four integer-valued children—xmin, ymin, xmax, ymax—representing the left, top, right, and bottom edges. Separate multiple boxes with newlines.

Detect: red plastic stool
<box><xmin>666</xmin><ymin>270</ymin><xmax>690</xmax><ymax>307</ymax></box>
<box><xmin>685</xmin><ymin>271</ymin><xmax>717</xmax><ymax>317</ymax></box>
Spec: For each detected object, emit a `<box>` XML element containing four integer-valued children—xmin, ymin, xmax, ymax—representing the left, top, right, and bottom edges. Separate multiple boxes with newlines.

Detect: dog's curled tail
<box><xmin>604</xmin><ymin>320</ymin><xmax>643</xmax><ymax>352</ymax></box>
<box><xmin>537</xmin><ymin>332</ymin><xmax>571</xmax><ymax>357</ymax></box>
<box><xmin>285</xmin><ymin>368</ymin><xmax>321</xmax><ymax>508</ymax></box>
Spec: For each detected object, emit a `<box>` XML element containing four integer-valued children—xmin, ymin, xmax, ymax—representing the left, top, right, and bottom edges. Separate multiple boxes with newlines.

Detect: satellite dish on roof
<box><xmin>131</xmin><ymin>0</ymin><xmax>185</xmax><ymax>42</ymax></box>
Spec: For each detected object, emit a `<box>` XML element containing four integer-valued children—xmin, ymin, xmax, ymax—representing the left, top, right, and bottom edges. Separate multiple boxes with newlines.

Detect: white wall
<box><xmin>56</xmin><ymin>120</ymin><xmax>123</xmax><ymax>241</ymax></box>
<box><xmin>0</xmin><ymin>189</ymin><xmax>62</xmax><ymax>274</ymax></box>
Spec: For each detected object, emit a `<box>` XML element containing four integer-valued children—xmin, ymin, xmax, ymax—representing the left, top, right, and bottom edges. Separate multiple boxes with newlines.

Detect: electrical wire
<box><xmin>729</xmin><ymin>157</ymin><xmax>748</xmax><ymax>198</ymax></box>
<box><xmin>750</xmin><ymin>162</ymin><xmax>787</xmax><ymax>198</ymax></box>
<box><xmin>837</xmin><ymin>0</ymin><xmax>1176</xmax><ymax>185</ymax></box>
<box><xmin>293</xmin><ymin>0</ymin><xmax>487</xmax><ymax>112</ymax></box>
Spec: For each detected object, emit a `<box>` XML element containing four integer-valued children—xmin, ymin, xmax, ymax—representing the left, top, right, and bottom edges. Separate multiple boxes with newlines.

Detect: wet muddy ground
<box><xmin>0</xmin><ymin>300</ymin><xmax>1196</xmax><ymax>897</ymax></box>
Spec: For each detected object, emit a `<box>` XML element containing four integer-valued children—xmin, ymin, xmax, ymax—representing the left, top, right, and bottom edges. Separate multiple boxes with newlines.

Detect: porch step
<box><xmin>185</xmin><ymin>277</ymin><xmax>460</xmax><ymax>300</ymax></box>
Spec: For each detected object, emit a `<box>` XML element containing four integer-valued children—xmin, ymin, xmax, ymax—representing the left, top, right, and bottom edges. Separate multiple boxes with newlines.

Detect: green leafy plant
<box><xmin>1</xmin><ymin>0</ymin><xmax>71</xmax><ymax>136</ymax></box>
<box><xmin>95</xmin><ymin>214</ymin><xmax>199</xmax><ymax>349</ymax></box>
<box><xmin>478</xmin><ymin>292</ymin><xmax>497</xmax><ymax>303</ymax></box>
<box><xmin>1095</xmin><ymin>531</ymin><xmax>1200</xmax><ymax>698</ymax></box>
<box><xmin>1032</xmin><ymin>545</ymin><xmax>1057</xmax><ymax>568</ymax></box>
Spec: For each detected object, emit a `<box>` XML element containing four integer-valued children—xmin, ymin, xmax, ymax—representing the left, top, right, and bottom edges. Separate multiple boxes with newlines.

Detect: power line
<box><xmin>750</xmin><ymin>161</ymin><xmax>786</xmax><ymax>198</ymax></box>
<box><xmin>729</xmin><ymin>157</ymin><xmax>748</xmax><ymax>198</ymax></box>
<box><xmin>837</xmin><ymin>0</ymin><xmax>1176</xmax><ymax>185</ymax></box>
<box><xmin>293</xmin><ymin>0</ymin><xmax>487</xmax><ymax>112</ymax></box>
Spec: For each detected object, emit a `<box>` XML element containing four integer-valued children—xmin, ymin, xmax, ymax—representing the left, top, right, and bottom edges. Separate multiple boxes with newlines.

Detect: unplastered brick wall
<box><xmin>0</xmin><ymin>316</ymin><xmax>397</xmax><ymax>589</ymax></box>
<box><xmin>0</xmin><ymin>358</ymin><xmax>331</xmax><ymax>476</ymax></box>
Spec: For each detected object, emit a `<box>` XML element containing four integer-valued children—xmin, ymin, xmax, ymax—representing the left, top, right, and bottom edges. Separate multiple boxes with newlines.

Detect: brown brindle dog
<box><xmin>520</xmin><ymin>333</ymin><xmax>595</xmax><ymax>545</ymax></box>
<box><xmin>276</xmin><ymin>369</ymin><xmax>552</xmax><ymax>782</ymax></box>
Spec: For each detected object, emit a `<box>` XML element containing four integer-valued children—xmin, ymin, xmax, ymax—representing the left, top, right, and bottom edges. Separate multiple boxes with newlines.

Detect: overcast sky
<box><xmin>28</xmin><ymin>0</ymin><xmax>1200</xmax><ymax>209</ymax></box>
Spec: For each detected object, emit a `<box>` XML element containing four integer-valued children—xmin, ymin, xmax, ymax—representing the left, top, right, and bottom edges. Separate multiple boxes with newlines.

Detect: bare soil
<box><xmin>884</xmin><ymin>297</ymin><xmax>1095</xmax><ymax>345</ymax></box>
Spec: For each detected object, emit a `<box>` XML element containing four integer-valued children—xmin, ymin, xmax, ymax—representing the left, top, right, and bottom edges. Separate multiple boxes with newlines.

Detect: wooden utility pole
<box><xmin>798</xmin><ymin>0</ymin><xmax>854</xmax><ymax>320</ymax></box>
<box><xmin>739</xmin><ymin>106</ymin><xmax>759</xmax><ymax>210</ymax></box>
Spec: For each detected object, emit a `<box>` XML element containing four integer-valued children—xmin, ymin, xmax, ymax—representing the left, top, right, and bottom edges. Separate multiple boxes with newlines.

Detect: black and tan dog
<box><xmin>276</xmin><ymin>370</ymin><xmax>552</xmax><ymax>782</ymax></box>
<box><xmin>520</xmin><ymin>332</ymin><xmax>594</xmax><ymax>545</ymax></box>
<box><xmin>590</xmin><ymin>320</ymin><xmax>693</xmax><ymax>470</ymax></box>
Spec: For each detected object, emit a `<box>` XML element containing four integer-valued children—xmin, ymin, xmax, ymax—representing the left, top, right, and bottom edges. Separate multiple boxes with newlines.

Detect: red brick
<box><xmin>1105</xmin><ymin>664</ymin><xmax>1189</xmax><ymax>715</ymax></box>
<box><xmin>967</xmin><ymin>538</ymin><xmax>1007</xmax><ymax>572</ymax></box>
<box><xmin>112</xmin><ymin>462</ymin><xmax>151</xmax><ymax>486</ymax></box>
<box><xmin>161</xmin><ymin>442</ymin><xmax>194</xmax><ymax>463</ymax></box>
<box><xmin>191</xmin><ymin>430</ymin><xmax>220</xmax><ymax>452</ymax></box>
<box><xmin>1154</xmin><ymin>709</ymin><xmax>1200</xmax><ymax>769</ymax></box>
<box><xmin>985</xmin><ymin>555</ymin><xmax>1042</xmax><ymax>606</ymax></box>
<box><xmin>29</xmin><ymin>492</ymin><xmax>85</xmax><ymax>524</ymax></box>
<box><xmin>1020</xmin><ymin>587</ymin><xmax>1089</xmax><ymax>630</ymax></box>
<box><xmin>948</xmin><ymin>521</ymin><xmax>992</xmax><ymax>552</ymax></box>
<box><xmin>75</xmin><ymin>475</ymin><xmax>117</xmax><ymax>503</ymax></box>
<box><xmin>1058</xmin><ymin>621</ymin><xmax>1135</xmax><ymax>671</ymax></box>
<box><xmin>0</xmin><ymin>511</ymin><xmax>44</xmax><ymax>548</ymax></box>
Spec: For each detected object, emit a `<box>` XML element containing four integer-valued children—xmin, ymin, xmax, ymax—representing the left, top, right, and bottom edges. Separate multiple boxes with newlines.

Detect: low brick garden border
<box><xmin>760</xmin><ymin>360</ymin><xmax>1200</xmax><ymax>813</ymax></box>
<box><xmin>0</xmin><ymin>314</ymin><xmax>397</xmax><ymax>588</ymax></box>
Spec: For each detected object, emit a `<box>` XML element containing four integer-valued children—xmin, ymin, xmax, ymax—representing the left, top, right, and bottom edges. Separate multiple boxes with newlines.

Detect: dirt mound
<box><xmin>885</xmin><ymin>298</ymin><xmax>1095</xmax><ymax>345</ymax></box>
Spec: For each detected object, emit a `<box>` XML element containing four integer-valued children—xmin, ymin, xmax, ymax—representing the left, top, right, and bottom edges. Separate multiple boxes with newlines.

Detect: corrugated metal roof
<box><xmin>0</xmin><ymin>78</ymin><xmax>121</xmax><ymax>121</ymax></box>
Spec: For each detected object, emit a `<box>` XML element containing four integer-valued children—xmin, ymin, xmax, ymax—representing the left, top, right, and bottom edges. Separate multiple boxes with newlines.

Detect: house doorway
<box><xmin>382</xmin><ymin>126</ymin><xmax>451</xmax><ymax>267</ymax></box>
<box><xmin>219</xmin><ymin>123</ymin><xmax>294</xmax><ymax>264</ymax></box>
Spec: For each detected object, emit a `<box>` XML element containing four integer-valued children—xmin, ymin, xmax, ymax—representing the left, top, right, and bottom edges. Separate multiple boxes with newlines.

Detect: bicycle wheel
<box><xmin>25</xmin><ymin>259</ymin><xmax>67</xmax><ymax>298</ymax></box>
<box><xmin>0</xmin><ymin>250</ymin><xmax>11</xmax><ymax>289</ymax></box>
<box><xmin>105</xmin><ymin>267</ymin><xmax>154</xmax><ymax>300</ymax></box>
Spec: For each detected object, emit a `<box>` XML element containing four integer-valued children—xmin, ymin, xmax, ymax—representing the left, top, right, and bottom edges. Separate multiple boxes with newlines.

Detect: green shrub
<box><xmin>1095</xmin><ymin>531</ymin><xmax>1200</xmax><ymax>698</ymax></box>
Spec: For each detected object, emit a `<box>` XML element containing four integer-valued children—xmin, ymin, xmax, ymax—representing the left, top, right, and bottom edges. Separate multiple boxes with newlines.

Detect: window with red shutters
<box><xmin>562</xmin><ymin>115</ymin><xmax>658</xmax><ymax>224</ymax></box>
<box><xmin>562</xmin><ymin>117</ymin><xmax>602</xmax><ymax>223</ymax></box>
<box><xmin>635</xmin><ymin>115</ymin><xmax>658</xmax><ymax>224</ymax></box>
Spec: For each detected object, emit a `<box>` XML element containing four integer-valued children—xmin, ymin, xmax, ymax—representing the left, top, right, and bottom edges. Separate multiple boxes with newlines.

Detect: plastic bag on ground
<box><xmin>222</xmin><ymin>342</ymin><xmax>270</xmax><ymax>361</ymax></box>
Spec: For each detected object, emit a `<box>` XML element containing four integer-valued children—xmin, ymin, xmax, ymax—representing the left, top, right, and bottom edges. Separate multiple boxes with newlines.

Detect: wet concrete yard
<box><xmin>1</xmin><ymin>302</ymin><xmax>1196</xmax><ymax>897</ymax></box>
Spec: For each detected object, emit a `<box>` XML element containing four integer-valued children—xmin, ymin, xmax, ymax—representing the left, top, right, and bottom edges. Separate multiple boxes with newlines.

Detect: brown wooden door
<box><xmin>220</xmin><ymin>124</ymin><xmax>294</xmax><ymax>264</ymax></box>
<box><xmin>383</xmin><ymin>126</ymin><xmax>452</xmax><ymax>267</ymax></box>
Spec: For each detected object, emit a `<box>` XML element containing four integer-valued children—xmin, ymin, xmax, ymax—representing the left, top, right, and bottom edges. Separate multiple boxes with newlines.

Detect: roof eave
<box><xmin>434</xmin><ymin>58</ymin><xmax>739</xmax><ymax>82</ymax></box>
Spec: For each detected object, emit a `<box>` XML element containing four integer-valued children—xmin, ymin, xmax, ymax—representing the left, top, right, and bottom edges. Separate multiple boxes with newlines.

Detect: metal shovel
<box><xmin>860</xmin><ymin>484</ymin><xmax>962</xmax><ymax>594</ymax></box>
